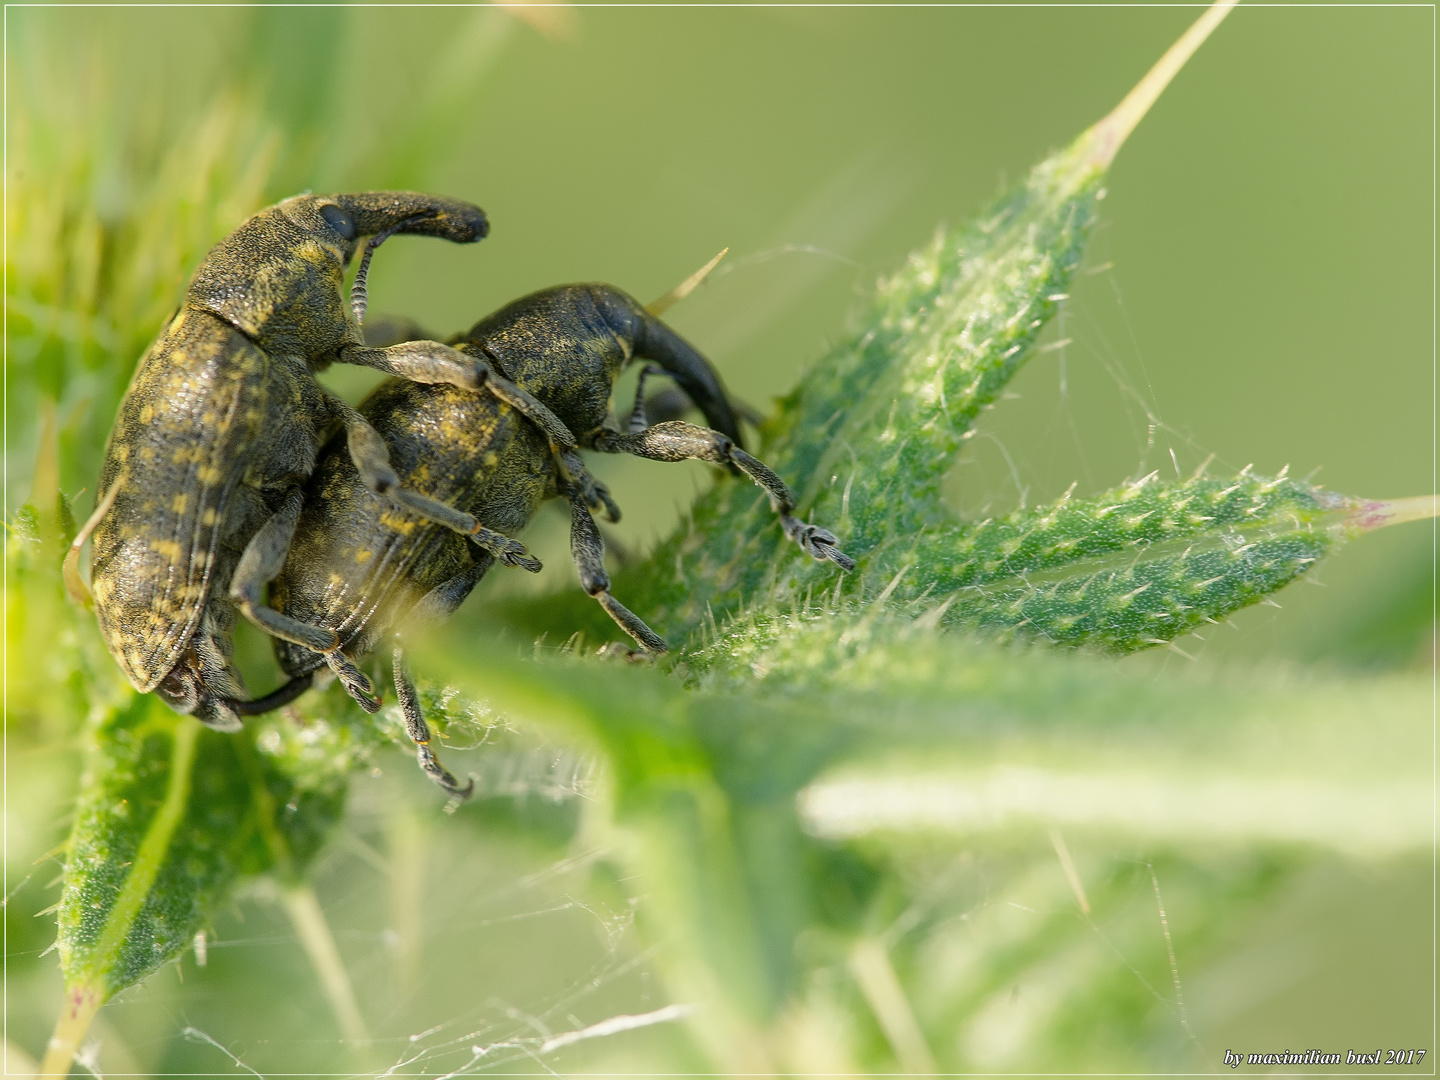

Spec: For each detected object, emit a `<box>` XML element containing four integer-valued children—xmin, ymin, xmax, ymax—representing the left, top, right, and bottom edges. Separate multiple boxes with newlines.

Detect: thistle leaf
<box><xmin>42</xmin><ymin>687</ymin><xmax>371</xmax><ymax>1073</ymax></box>
<box><xmin>560</xmin><ymin>0</ymin><xmax>1433</xmax><ymax>667</ymax></box>
<box><xmin>912</xmin><ymin>471</ymin><xmax>1353</xmax><ymax>651</ymax></box>
<box><xmin>625</xmin><ymin>136</ymin><xmax>1106</xmax><ymax>637</ymax></box>
<box><xmin>421</xmin><ymin>608</ymin><xmax>1429</xmax><ymax>1063</ymax></box>
<box><xmin>601</xmin><ymin>6</ymin><xmax>1255</xmax><ymax>655</ymax></box>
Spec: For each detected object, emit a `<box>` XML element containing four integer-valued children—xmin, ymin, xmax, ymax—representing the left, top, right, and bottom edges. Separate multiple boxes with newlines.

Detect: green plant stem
<box><xmin>38</xmin><ymin>984</ymin><xmax>101</xmax><ymax>1079</ymax></box>
<box><xmin>281</xmin><ymin>884</ymin><xmax>371</xmax><ymax>1047</ymax></box>
<box><xmin>848</xmin><ymin>938</ymin><xmax>936</xmax><ymax>1075</ymax></box>
<box><xmin>385</xmin><ymin>798</ymin><xmax>427</xmax><ymax>998</ymax></box>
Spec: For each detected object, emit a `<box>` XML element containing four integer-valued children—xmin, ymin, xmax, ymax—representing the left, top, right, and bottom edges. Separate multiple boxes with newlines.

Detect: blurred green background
<box><xmin>6</xmin><ymin>4</ymin><xmax>1433</xmax><ymax>1075</ymax></box>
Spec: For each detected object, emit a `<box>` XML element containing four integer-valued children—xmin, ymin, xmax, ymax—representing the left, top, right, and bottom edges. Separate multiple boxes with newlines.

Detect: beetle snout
<box><xmin>425</xmin><ymin>202</ymin><xmax>489</xmax><ymax>243</ymax></box>
<box><xmin>327</xmin><ymin>192</ymin><xmax>489</xmax><ymax>245</ymax></box>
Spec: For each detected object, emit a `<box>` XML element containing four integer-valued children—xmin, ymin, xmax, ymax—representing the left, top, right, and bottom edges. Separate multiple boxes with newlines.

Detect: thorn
<box><xmin>913</xmin><ymin>595</ymin><xmax>956</xmax><ymax>632</ymax></box>
<box><xmin>63</xmin><ymin>482</ymin><xmax>119</xmax><ymax>609</ymax></box>
<box><xmin>1049</xmin><ymin>829</ymin><xmax>1091</xmax><ymax>915</ymax></box>
<box><xmin>1348</xmin><ymin>495</ymin><xmax>1439</xmax><ymax>532</ymax></box>
<box><xmin>646</xmin><ymin>248</ymin><xmax>729</xmax><ymax>316</ymax></box>
<box><xmin>872</xmin><ymin>565</ymin><xmax>909</xmax><ymax>609</ymax></box>
<box><xmin>1079</xmin><ymin>0</ymin><xmax>1238</xmax><ymax>170</ymax></box>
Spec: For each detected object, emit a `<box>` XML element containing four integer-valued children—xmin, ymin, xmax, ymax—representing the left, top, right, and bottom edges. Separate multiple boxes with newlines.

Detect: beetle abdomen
<box><xmin>271</xmin><ymin>379</ymin><xmax>552</xmax><ymax>676</ymax></box>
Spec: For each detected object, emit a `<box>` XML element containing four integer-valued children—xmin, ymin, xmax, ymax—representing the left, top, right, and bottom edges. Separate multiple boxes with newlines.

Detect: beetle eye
<box><xmin>319</xmin><ymin>204</ymin><xmax>357</xmax><ymax>242</ymax></box>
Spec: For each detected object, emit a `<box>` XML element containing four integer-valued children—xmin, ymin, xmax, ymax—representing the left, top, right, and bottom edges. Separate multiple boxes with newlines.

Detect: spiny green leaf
<box><xmin>501</xmin><ymin>0</ymin><xmax>1391</xmax><ymax>666</ymax></box>
<box><xmin>555</xmin><ymin>10</ymin><xmax>1303</xmax><ymax>665</ymax></box>
<box><xmin>422</xmin><ymin>600</ymin><xmax>1428</xmax><ymax>1052</ymax></box>
<box><xmin>917</xmin><ymin>471</ymin><xmax>1350</xmax><ymax>651</ymax></box>
<box><xmin>621</xmin><ymin>136</ymin><xmax>1106</xmax><ymax>641</ymax></box>
<box><xmin>53</xmin><ymin>686</ymin><xmax>374</xmax><ymax>1005</ymax></box>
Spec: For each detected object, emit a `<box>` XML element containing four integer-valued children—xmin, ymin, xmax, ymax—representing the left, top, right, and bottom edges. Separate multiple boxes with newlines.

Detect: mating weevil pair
<box><xmin>269</xmin><ymin>283</ymin><xmax>855</xmax><ymax>795</ymax></box>
<box><xmin>73</xmin><ymin>191</ymin><xmax>853</xmax><ymax>797</ymax></box>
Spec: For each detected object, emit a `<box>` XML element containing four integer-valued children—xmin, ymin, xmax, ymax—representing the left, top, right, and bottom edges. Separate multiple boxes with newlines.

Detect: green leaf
<box><xmin>420</xmin><ymin>605</ymin><xmax>1429</xmax><ymax>1067</ymax></box>
<box><xmin>45</xmin><ymin>684</ymin><xmax>376</xmax><ymax>1066</ymax></box>
<box><xmin>535</xmin><ymin>4</ymin><xmax>1329</xmax><ymax>665</ymax></box>
<box><xmin>487</xmin><ymin>0</ymin><xmax>1411</xmax><ymax>665</ymax></box>
<box><xmin>622</xmin><ymin>133</ymin><xmax>1107</xmax><ymax>641</ymax></box>
<box><xmin>914</xmin><ymin>470</ymin><xmax>1352</xmax><ymax>651</ymax></box>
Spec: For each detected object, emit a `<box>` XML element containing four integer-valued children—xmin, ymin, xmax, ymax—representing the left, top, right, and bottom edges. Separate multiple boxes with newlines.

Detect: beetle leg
<box><xmin>630</xmin><ymin>309</ymin><xmax>742</xmax><ymax>445</ymax></box>
<box><xmin>361</xmin><ymin>313</ymin><xmax>432</xmax><ymax>349</ymax></box>
<box><xmin>230</xmin><ymin>490</ymin><xmax>341</xmax><ymax>652</ymax></box>
<box><xmin>559</xmin><ymin>449</ymin><xmax>622</xmax><ymax>523</ymax></box>
<box><xmin>627</xmin><ymin>365</ymin><xmax>664</xmax><ymax>433</ymax></box>
<box><xmin>324</xmin><ymin>389</ymin><xmax>532</xmax><ymax>551</ymax></box>
<box><xmin>394</xmin><ymin>646</ymin><xmax>474</xmax><ymax>800</ymax></box>
<box><xmin>339</xmin><ymin>340</ymin><xmax>488</xmax><ymax>391</ymax></box>
<box><xmin>481</xmin><ymin>369</ymin><xmax>581</xmax><ymax>453</ymax></box>
<box><xmin>623</xmin><ymin>365</ymin><xmax>765</xmax><ymax>438</ymax></box>
<box><xmin>566</xmin><ymin>492</ymin><xmax>667</xmax><ymax>654</ymax></box>
<box><xmin>592</xmin><ymin>421</ymin><xmax>857</xmax><ymax>571</ymax></box>
<box><xmin>471</xmin><ymin>362</ymin><xmax>623</xmax><ymax>521</ymax></box>
<box><xmin>326</xmin><ymin>651</ymin><xmax>384</xmax><ymax>713</ymax></box>
<box><xmin>464</xmin><ymin>524</ymin><xmax>540</xmax><ymax>573</ymax></box>
<box><xmin>453</xmin><ymin>345</ymin><xmax>618</xmax><ymax>518</ymax></box>
<box><xmin>228</xmin><ymin>489</ymin><xmax>383</xmax><ymax>710</ymax></box>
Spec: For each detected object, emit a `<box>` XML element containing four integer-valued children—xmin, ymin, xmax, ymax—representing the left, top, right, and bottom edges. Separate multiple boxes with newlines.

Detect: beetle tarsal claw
<box><xmin>507</xmin><ymin>550</ymin><xmax>544</xmax><ymax>573</ymax></box>
<box><xmin>323</xmin><ymin>650</ymin><xmax>380</xmax><ymax>711</ymax></box>
<box><xmin>415</xmin><ymin>741</ymin><xmax>475</xmax><ymax>801</ymax></box>
<box><xmin>469</xmin><ymin>526</ymin><xmax>542</xmax><ymax>572</ymax></box>
<box><xmin>594</xmin><ymin>640</ymin><xmax>660</xmax><ymax>663</ymax></box>
<box><xmin>781</xmin><ymin>515</ymin><xmax>856</xmax><ymax>570</ymax></box>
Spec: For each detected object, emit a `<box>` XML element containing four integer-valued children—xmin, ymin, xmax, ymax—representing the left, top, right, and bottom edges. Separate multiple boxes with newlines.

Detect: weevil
<box><xmin>72</xmin><ymin>192</ymin><xmax>580</xmax><ymax>732</ymax></box>
<box><xmin>266</xmin><ymin>283</ymin><xmax>854</xmax><ymax>795</ymax></box>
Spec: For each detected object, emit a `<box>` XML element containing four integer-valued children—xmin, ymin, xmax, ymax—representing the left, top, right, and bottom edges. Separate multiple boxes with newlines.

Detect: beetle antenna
<box><xmin>628</xmin><ymin>365</ymin><xmax>664</xmax><ymax>433</ymax></box>
<box><xmin>350</xmin><ymin>216</ymin><xmax>424</xmax><ymax>327</ymax></box>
